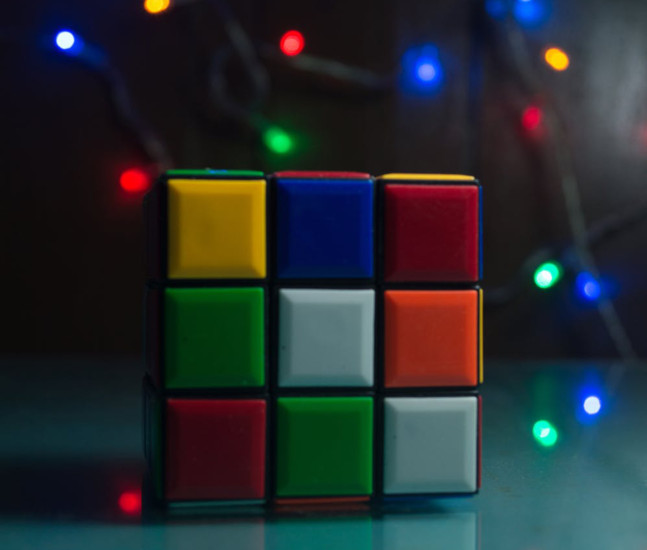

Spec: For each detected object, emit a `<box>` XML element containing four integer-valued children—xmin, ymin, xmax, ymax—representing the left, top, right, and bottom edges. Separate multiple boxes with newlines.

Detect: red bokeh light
<box><xmin>280</xmin><ymin>30</ymin><xmax>305</xmax><ymax>56</ymax></box>
<box><xmin>521</xmin><ymin>105</ymin><xmax>543</xmax><ymax>131</ymax></box>
<box><xmin>120</xmin><ymin>168</ymin><xmax>151</xmax><ymax>193</ymax></box>
<box><xmin>118</xmin><ymin>490</ymin><xmax>142</xmax><ymax>515</ymax></box>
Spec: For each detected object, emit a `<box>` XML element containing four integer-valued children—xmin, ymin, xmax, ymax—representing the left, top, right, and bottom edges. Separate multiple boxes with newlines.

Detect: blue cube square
<box><xmin>276</xmin><ymin>177</ymin><xmax>374</xmax><ymax>278</ymax></box>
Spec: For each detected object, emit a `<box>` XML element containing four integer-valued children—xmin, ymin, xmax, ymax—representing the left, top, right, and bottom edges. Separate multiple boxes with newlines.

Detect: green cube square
<box><xmin>276</xmin><ymin>397</ymin><xmax>373</xmax><ymax>497</ymax></box>
<box><xmin>164</xmin><ymin>287</ymin><xmax>265</xmax><ymax>388</ymax></box>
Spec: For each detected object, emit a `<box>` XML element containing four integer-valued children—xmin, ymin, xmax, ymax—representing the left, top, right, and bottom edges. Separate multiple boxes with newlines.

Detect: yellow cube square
<box><xmin>167</xmin><ymin>179</ymin><xmax>266</xmax><ymax>279</ymax></box>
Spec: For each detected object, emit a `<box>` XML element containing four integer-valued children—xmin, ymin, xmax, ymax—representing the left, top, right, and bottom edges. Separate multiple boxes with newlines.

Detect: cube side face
<box><xmin>144</xmin><ymin>170</ymin><xmax>482</xmax><ymax>508</ymax></box>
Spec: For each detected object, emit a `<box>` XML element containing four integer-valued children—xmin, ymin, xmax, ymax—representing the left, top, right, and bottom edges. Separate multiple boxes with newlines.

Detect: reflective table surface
<box><xmin>1</xmin><ymin>357</ymin><xmax>645</xmax><ymax>549</ymax></box>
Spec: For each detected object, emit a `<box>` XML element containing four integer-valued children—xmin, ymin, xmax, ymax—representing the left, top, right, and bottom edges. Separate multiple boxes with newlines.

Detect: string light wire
<box><xmin>497</xmin><ymin>18</ymin><xmax>637</xmax><ymax>361</ymax></box>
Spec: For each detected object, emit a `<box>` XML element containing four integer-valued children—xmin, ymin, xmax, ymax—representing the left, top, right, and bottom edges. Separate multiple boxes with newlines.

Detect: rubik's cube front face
<box><xmin>144</xmin><ymin>169</ymin><xmax>482</xmax><ymax>505</ymax></box>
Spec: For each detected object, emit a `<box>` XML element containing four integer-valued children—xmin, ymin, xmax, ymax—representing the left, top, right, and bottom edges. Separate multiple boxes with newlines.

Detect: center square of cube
<box><xmin>275</xmin><ymin>397</ymin><xmax>374</xmax><ymax>497</ymax></box>
<box><xmin>278</xmin><ymin>288</ymin><xmax>375</xmax><ymax>387</ymax></box>
<box><xmin>275</xmin><ymin>177</ymin><xmax>374</xmax><ymax>279</ymax></box>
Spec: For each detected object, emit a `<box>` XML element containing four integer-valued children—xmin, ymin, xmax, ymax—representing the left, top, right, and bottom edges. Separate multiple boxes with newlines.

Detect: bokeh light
<box><xmin>576</xmin><ymin>271</ymin><xmax>602</xmax><ymax>301</ymax></box>
<box><xmin>120</xmin><ymin>168</ymin><xmax>152</xmax><ymax>193</ymax></box>
<box><xmin>533</xmin><ymin>261</ymin><xmax>562</xmax><ymax>289</ymax></box>
<box><xmin>513</xmin><ymin>0</ymin><xmax>549</xmax><ymax>27</ymax></box>
<box><xmin>118</xmin><ymin>490</ymin><xmax>142</xmax><ymax>515</ymax></box>
<box><xmin>55</xmin><ymin>31</ymin><xmax>76</xmax><ymax>51</ymax></box>
<box><xmin>144</xmin><ymin>0</ymin><xmax>171</xmax><ymax>14</ymax></box>
<box><xmin>544</xmin><ymin>47</ymin><xmax>570</xmax><ymax>71</ymax></box>
<box><xmin>280</xmin><ymin>30</ymin><xmax>305</xmax><ymax>56</ymax></box>
<box><xmin>263</xmin><ymin>126</ymin><xmax>293</xmax><ymax>154</ymax></box>
<box><xmin>583</xmin><ymin>395</ymin><xmax>601</xmax><ymax>415</ymax></box>
<box><xmin>532</xmin><ymin>420</ymin><xmax>558</xmax><ymax>447</ymax></box>
<box><xmin>522</xmin><ymin>105</ymin><xmax>543</xmax><ymax>131</ymax></box>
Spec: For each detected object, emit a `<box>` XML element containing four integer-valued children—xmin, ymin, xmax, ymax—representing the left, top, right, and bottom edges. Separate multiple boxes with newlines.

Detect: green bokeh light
<box><xmin>263</xmin><ymin>126</ymin><xmax>293</xmax><ymax>154</ymax></box>
<box><xmin>532</xmin><ymin>420</ymin><xmax>558</xmax><ymax>447</ymax></box>
<box><xmin>533</xmin><ymin>261</ymin><xmax>562</xmax><ymax>289</ymax></box>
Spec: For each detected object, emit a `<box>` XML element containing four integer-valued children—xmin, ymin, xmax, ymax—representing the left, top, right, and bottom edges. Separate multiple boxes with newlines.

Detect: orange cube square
<box><xmin>384</xmin><ymin>290</ymin><xmax>478</xmax><ymax>388</ymax></box>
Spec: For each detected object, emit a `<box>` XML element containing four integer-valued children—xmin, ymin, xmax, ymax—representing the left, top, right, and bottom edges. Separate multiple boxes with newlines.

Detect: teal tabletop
<box><xmin>1</xmin><ymin>357</ymin><xmax>645</xmax><ymax>549</ymax></box>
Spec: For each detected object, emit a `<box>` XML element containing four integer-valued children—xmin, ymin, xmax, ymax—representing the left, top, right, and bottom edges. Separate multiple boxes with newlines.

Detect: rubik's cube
<box><xmin>144</xmin><ymin>169</ymin><xmax>482</xmax><ymax>506</ymax></box>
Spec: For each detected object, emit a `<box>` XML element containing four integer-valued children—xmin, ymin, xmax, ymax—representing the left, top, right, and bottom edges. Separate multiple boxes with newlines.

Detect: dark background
<box><xmin>2</xmin><ymin>0</ymin><xmax>646</xmax><ymax>358</ymax></box>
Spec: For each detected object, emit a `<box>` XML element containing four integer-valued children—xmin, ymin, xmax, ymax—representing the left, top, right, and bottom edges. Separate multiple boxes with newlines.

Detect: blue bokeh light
<box><xmin>513</xmin><ymin>0</ymin><xmax>550</xmax><ymax>27</ymax></box>
<box><xmin>55</xmin><ymin>31</ymin><xmax>76</xmax><ymax>50</ymax></box>
<box><xmin>576</xmin><ymin>272</ymin><xmax>602</xmax><ymax>301</ymax></box>
<box><xmin>402</xmin><ymin>45</ymin><xmax>444</xmax><ymax>92</ymax></box>
<box><xmin>485</xmin><ymin>0</ymin><xmax>507</xmax><ymax>19</ymax></box>
<box><xmin>583</xmin><ymin>395</ymin><xmax>602</xmax><ymax>416</ymax></box>
<box><xmin>55</xmin><ymin>30</ymin><xmax>84</xmax><ymax>55</ymax></box>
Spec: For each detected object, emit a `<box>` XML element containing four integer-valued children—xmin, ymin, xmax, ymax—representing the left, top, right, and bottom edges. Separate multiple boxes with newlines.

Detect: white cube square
<box><xmin>278</xmin><ymin>289</ymin><xmax>374</xmax><ymax>387</ymax></box>
<box><xmin>384</xmin><ymin>396</ymin><xmax>478</xmax><ymax>494</ymax></box>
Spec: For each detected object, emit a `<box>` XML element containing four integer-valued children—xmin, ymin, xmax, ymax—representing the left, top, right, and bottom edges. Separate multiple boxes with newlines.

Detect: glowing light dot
<box><xmin>576</xmin><ymin>272</ymin><xmax>601</xmax><ymax>301</ymax></box>
<box><xmin>144</xmin><ymin>0</ymin><xmax>170</xmax><ymax>14</ymax></box>
<box><xmin>416</xmin><ymin>62</ymin><xmax>437</xmax><ymax>82</ymax></box>
<box><xmin>544</xmin><ymin>47</ymin><xmax>570</xmax><ymax>71</ymax></box>
<box><xmin>533</xmin><ymin>261</ymin><xmax>562</xmax><ymax>289</ymax></box>
<box><xmin>280</xmin><ymin>30</ymin><xmax>305</xmax><ymax>56</ymax></box>
<box><xmin>532</xmin><ymin>420</ymin><xmax>558</xmax><ymax>447</ymax></box>
<box><xmin>118</xmin><ymin>491</ymin><xmax>142</xmax><ymax>515</ymax></box>
<box><xmin>263</xmin><ymin>126</ymin><xmax>293</xmax><ymax>154</ymax></box>
<box><xmin>120</xmin><ymin>168</ymin><xmax>151</xmax><ymax>193</ymax></box>
<box><xmin>522</xmin><ymin>105</ymin><xmax>543</xmax><ymax>131</ymax></box>
<box><xmin>55</xmin><ymin>31</ymin><xmax>76</xmax><ymax>51</ymax></box>
<box><xmin>583</xmin><ymin>396</ymin><xmax>601</xmax><ymax>415</ymax></box>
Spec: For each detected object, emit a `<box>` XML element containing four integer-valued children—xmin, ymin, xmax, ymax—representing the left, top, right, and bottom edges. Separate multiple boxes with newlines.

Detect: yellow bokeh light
<box><xmin>144</xmin><ymin>0</ymin><xmax>170</xmax><ymax>14</ymax></box>
<box><xmin>544</xmin><ymin>47</ymin><xmax>570</xmax><ymax>71</ymax></box>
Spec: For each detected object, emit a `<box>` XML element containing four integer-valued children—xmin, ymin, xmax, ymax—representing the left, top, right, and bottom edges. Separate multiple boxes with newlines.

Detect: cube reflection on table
<box><xmin>144</xmin><ymin>170</ymin><xmax>483</xmax><ymax>507</ymax></box>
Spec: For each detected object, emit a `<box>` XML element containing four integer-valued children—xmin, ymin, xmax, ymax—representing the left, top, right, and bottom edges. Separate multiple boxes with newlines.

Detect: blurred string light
<box><xmin>521</xmin><ymin>105</ymin><xmax>543</xmax><ymax>132</ymax></box>
<box><xmin>513</xmin><ymin>0</ymin><xmax>550</xmax><ymax>27</ymax></box>
<box><xmin>144</xmin><ymin>0</ymin><xmax>171</xmax><ymax>14</ymax></box>
<box><xmin>532</xmin><ymin>420</ymin><xmax>558</xmax><ymax>447</ymax></box>
<box><xmin>583</xmin><ymin>395</ymin><xmax>601</xmax><ymax>415</ymax></box>
<box><xmin>263</xmin><ymin>126</ymin><xmax>293</xmax><ymax>154</ymax></box>
<box><xmin>544</xmin><ymin>47</ymin><xmax>570</xmax><ymax>71</ymax></box>
<box><xmin>533</xmin><ymin>261</ymin><xmax>562</xmax><ymax>289</ymax></box>
<box><xmin>490</xmin><ymin>0</ymin><xmax>637</xmax><ymax>362</ymax></box>
<box><xmin>575</xmin><ymin>271</ymin><xmax>602</xmax><ymax>301</ymax></box>
<box><xmin>279</xmin><ymin>30</ymin><xmax>305</xmax><ymax>56</ymax></box>
<box><xmin>55</xmin><ymin>30</ymin><xmax>84</xmax><ymax>55</ymax></box>
<box><xmin>120</xmin><ymin>168</ymin><xmax>153</xmax><ymax>193</ymax></box>
<box><xmin>51</xmin><ymin>27</ymin><xmax>172</xmax><ymax>189</ymax></box>
<box><xmin>401</xmin><ymin>45</ymin><xmax>443</xmax><ymax>92</ymax></box>
<box><xmin>118</xmin><ymin>490</ymin><xmax>142</xmax><ymax>515</ymax></box>
<box><xmin>485</xmin><ymin>0</ymin><xmax>550</xmax><ymax>26</ymax></box>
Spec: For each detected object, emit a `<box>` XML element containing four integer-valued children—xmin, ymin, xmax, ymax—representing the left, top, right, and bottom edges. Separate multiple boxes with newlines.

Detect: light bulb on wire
<box><xmin>55</xmin><ymin>30</ymin><xmax>84</xmax><ymax>55</ymax></box>
<box><xmin>144</xmin><ymin>0</ymin><xmax>171</xmax><ymax>14</ymax></box>
<box><xmin>280</xmin><ymin>30</ymin><xmax>305</xmax><ymax>56</ymax></box>
<box><xmin>120</xmin><ymin>168</ymin><xmax>152</xmax><ymax>193</ymax></box>
<box><xmin>575</xmin><ymin>271</ymin><xmax>601</xmax><ymax>301</ymax></box>
<box><xmin>533</xmin><ymin>261</ymin><xmax>562</xmax><ymax>289</ymax></box>
<box><xmin>263</xmin><ymin>126</ymin><xmax>293</xmax><ymax>155</ymax></box>
<box><xmin>532</xmin><ymin>420</ymin><xmax>558</xmax><ymax>447</ymax></box>
<box><xmin>544</xmin><ymin>47</ymin><xmax>570</xmax><ymax>71</ymax></box>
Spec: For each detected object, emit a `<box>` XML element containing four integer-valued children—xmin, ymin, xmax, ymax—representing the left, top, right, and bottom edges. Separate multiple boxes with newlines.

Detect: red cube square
<box><xmin>384</xmin><ymin>184</ymin><xmax>480</xmax><ymax>282</ymax></box>
<box><xmin>165</xmin><ymin>399</ymin><xmax>266</xmax><ymax>501</ymax></box>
